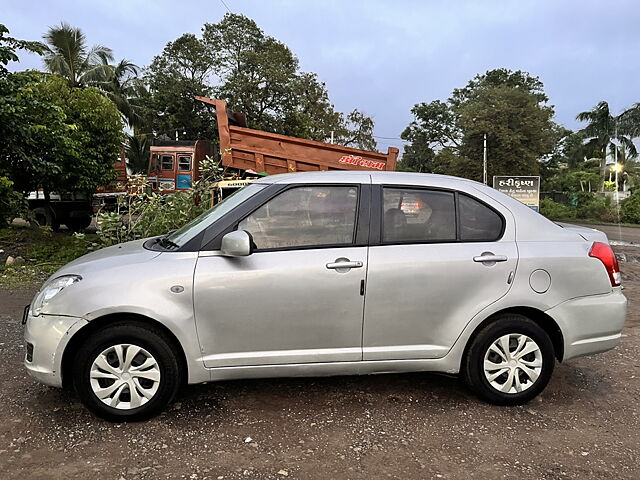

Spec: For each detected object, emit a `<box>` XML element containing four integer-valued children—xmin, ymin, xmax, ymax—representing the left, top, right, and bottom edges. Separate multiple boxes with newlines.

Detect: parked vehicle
<box><xmin>196</xmin><ymin>96</ymin><xmax>399</xmax><ymax>175</ymax></box>
<box><xmin>23</xmin><ymin>172</ymin><xmax>627</xmax><ymax>421</ymax></box>
<box><xmin>145</xmin><ymin>98</ymin><xmax>399</xmax><ymax>196</ymax></box>
<box><xmin>29</xmin><ymin>151</ymin><xmax>129</xmax><ymax>230</ymax></box>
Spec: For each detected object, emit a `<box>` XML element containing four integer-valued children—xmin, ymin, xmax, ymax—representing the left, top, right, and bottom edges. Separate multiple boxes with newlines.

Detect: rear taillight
<box><xmin>589</xmin><ymin>241</ymin><xmax>621</xmax><ymax>287</ymax></box>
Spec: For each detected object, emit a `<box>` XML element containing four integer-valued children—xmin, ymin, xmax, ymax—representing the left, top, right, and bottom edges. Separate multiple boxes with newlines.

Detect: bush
<box><xmin>96</xmin><ymin>166</ymin><xmax>220</xmax><ymax>246</ymax></box>
<box><xmin>540</xmin><ymin>198</ymin><xmax>576</xmax><ymax>220</ymax></box>
<box><xmin>570</xmin><ymin>192</ymin><xmax>618</xmax><ymax>221</ymax></box>
<box><xmin>0</xmin><ymin>176</ymin><xmax>25</xmax><ymax>226</ymax></box>
<box><xmin>621</xmin><ymin>192</ymin><xmax>640</xmax><ymax>224</ymax></box>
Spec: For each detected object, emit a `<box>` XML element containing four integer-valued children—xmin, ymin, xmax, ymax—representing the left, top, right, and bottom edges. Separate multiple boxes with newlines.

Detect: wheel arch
<box><xmin>463</xmin><ymin>306</ymin><xmax>565</xmax><ymax>364</ymax></box>
<box><xmin>61</xmin><ymin>312</ymin><xmax>189</xmax><ymax>389</ymax></box>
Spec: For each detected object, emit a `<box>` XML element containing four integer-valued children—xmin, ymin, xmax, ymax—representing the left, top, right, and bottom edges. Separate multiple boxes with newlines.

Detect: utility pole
<box><xmin>615</xmin><ymin>126</ymin><xmax>618</xmax><ymax>197</ymax></box>
<box><xmin>483</xmin><ymin>133</ymin><xmax>488</xmax><ymax>185</ymax></box>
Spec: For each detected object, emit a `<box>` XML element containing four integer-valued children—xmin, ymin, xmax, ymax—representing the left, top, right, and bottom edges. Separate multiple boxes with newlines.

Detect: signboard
<box><xmin>493</xmin><ymin>176</ymin><xmax>540</xmax><ymax>212</ymax></box>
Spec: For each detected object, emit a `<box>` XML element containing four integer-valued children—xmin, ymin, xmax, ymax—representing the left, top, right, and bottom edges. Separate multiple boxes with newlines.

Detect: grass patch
<box><xmin>0</xmin><ymin>226</ymin><xmax>100</xmax><ymax>289</ymax></box>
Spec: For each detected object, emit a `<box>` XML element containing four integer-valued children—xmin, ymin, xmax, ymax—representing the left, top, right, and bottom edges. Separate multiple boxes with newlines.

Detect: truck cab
<box><xmin>147</xmin><ymin>140</ymin><xmax>213</xmax><ymax>194</ymax></box>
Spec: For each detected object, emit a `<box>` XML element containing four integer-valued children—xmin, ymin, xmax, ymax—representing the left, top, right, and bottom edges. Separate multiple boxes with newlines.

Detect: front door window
<box><xmin>238</xmin><ymin>185</ymin><xmax>359</xmax><ymax>250</ymax></box>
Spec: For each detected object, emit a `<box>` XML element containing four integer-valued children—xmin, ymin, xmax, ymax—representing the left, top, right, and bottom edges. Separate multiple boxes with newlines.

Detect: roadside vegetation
<box><xmin>0</xmin><ymin>227</ymin><xmax>99</xmax><ymax>288</ymax></box>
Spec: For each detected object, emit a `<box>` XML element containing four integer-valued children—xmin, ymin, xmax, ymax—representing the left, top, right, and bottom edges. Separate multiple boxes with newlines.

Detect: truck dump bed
<box><xmin>196</xmin><ymin>96</ymin><xmax>398</xmax><ymax>175</ymax></box>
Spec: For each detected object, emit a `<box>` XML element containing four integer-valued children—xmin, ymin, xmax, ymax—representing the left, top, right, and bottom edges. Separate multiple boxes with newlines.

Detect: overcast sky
<box><xmin>3</xmin><ymin>0</ymin><xmax>639</xmax><ymax>152</ymax></box>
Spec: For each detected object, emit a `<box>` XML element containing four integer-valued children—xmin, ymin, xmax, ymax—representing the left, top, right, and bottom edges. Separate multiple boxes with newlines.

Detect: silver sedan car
<box><xmin>23</xmin><ymin>172</ymin><xmax>627</xmax><ymax>421</ymax></box>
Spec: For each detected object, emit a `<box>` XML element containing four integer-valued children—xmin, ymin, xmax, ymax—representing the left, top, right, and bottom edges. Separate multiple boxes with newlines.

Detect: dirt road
<box><xmin>0</xmin><ymin>256</ymin><xmax>639</xmax><ymax>479</ymax></box>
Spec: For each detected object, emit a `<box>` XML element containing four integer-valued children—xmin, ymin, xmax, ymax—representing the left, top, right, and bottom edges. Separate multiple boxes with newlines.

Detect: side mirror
<box><xmin>220</xmin><ymin>230</ymin><xmax>252</xmax><ymax>257</ymax></box>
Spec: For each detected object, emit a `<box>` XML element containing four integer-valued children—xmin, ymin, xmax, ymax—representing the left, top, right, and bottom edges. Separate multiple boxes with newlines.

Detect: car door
<box><xmin>193</xmin><ymin>181</ymin><xmax>370</xmax><ymax>368</ymax></box>
<box><xmin>362</xmin><ymin>184</ymin><xmax>518</xmax><ymax>360</ymax></box>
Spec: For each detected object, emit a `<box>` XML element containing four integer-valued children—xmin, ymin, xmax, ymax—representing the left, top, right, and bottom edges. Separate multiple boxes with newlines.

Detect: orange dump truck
<box><xmin>147</xmin><ymin>98</ymin><xmax>398</xmax><ymax>193</ymax></box>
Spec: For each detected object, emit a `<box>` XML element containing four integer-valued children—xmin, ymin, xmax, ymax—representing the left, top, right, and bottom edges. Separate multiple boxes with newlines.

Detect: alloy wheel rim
<box><xmin>89</xmin><ymin>344</ymin><xmax>161</xmax><ymax>410</ymax></box>
<box><xmin>483</xmin><ymin>334</ymin><xmax>543</xmax><ymax>394</ymax></box>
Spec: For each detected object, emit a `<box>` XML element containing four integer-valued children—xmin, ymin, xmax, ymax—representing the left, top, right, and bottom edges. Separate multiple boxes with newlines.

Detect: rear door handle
<box><xmin>473</xmin><ymin>254</ymin><xmax>508</xmax><ymax>263</ymax></box>
<box><xmin>326</xmin><ymin>261</ymin><xmax>363</xmax><ymax>269</ymax></box>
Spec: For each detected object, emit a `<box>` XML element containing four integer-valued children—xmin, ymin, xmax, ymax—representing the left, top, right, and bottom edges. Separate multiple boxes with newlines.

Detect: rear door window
<box><xmin>382</xmin><ymin>188</ymin><xmax>456</xmax><ymax>243</ymax></box>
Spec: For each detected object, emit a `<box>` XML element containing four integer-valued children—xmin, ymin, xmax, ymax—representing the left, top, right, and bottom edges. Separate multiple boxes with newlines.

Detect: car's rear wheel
<box><xmin>72</xmin><ymin>323</ymin><xmax>181</xmax><ymax>421</ymax></box>
<box><xmin>462</xmin><ymin>314</ymin><xmax>555</xmax><ymax>405</ymax></box>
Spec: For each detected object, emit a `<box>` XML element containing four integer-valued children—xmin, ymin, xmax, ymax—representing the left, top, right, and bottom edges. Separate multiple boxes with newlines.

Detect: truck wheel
<box><xmin>32</xmin><ymin>207</ymin><xmax>60</xmax><ymax>231</ymax></box>
<box><xmin>66</xmin><ymin>214</ymin><xmax>92</xmax><ymax>232</ymax></box>
<box><xmin>462</xmin><ymin>314</ymin><xmax>555</xmax><ymax>405</ymax></box>
<box><xmin>72</xmin><ymin>323</ymin><xmax>182</xmax><ymax>422</ymax></box>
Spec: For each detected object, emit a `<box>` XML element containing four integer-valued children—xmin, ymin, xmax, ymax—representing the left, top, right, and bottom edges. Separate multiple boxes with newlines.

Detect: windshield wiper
<box><xmin>155</xmin><ymin>236</ymin><xmax>180</xmax><ymax>250</ymax></box>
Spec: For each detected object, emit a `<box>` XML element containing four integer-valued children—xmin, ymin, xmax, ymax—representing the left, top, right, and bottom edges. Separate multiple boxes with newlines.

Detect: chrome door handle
<box><xmin>473</xmin><ymin>254</ymin><xmax>508</xmax><ymax>263</ymax></box>
<box><xmin>326</xmin><ymin>260</ymin><xmax>363</xmax><ymax>270</ymax></box>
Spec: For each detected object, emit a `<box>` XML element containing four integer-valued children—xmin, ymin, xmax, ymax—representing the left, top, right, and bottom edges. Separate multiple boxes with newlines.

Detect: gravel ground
<box><xmin>0</xmin><ymin>252</ymin><xmax>638</xmax><ymax>479</ymax></box>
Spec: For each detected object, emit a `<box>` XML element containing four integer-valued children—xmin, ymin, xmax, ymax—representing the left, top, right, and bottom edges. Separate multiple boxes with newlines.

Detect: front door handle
<box><xmin>326</xmin><ymin>258</ymin><xmax>363</xmax><ymax>270</ymax></box>
<box><xmin>473</xmin><ymin>254</ymin><xmax>508</xmax><ymax>263</ymax></box>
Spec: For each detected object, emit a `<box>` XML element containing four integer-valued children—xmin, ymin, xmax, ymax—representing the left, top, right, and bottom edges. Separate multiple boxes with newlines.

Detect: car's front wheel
<box><xmin>462</xmin><ymin>314</ymin><xmax>555</xmax><ymax>405</ymax></box>
<box><xmin>72</xmin><ymin>323</ymin><xmax>181</xmax><ymax>421</ymax></box>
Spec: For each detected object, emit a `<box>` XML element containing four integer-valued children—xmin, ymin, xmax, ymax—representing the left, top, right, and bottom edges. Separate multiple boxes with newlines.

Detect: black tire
<box><xmin>32</xmin><ymin>206</ymin><xmax>60</xmax><ymax>231</ymax></box>
<box><xmin>65</xmin><ymin>214</ymin><xmax>92</xmax><ymax>232</ymax></box>
<box><xmin>462</xmin><ymin>314</ymin><xmax>555</xmax><ymax>405</ymax></box>
<box><xmin>72</xmin><ymin>323</ymin><xmax>181</xmax><ymax>422</ymax></box>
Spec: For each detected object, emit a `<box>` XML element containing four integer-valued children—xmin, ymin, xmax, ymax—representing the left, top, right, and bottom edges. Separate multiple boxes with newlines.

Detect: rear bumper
<box><xmin>23</xmin><ymin>313</ymin><xmax>88</xmax><ymax>387</ymax></box>
<box><xmin>547</xmin><ymin>288</ymin><xmax>627</xmax><ymax>361</ymax></box>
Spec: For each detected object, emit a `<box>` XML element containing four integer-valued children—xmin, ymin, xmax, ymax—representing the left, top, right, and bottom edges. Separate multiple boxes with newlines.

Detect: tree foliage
<box><xmin>0</xmin><ymin>24</ymin><xmax>44</xmax><ymax>75</ymax></box>
<box><xmin>143</xmin><ymin>14</ymin><xmax>376</xmax><ymax>149</ymax></box>
<box><xmin>0</xmin><ymin>72</ymin><xmax>123</xmax><ymax>195</ymax></box>
<box><xmin>42</xmin><ymin>22</ymin><xmax>143</xmax><ymax>128</ymax></box>
<box><xmin>143</xmin><ymin>33</ymin><xmax>216</xmax><ymax>140</ymax></box>
<box><xmin>401</xmin><ymin>69</ymin><xmax>557</xmax><ymax>180</ymax></box>
<box><xmin>575</xmin><ymin>101</ymin><xmax>637</xmax><ymax>191</ymax></box>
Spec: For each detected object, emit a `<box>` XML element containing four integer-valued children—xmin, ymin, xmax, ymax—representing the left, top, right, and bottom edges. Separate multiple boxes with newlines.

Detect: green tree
<box><xmin>0</xmin><ymin>72</ymin><xmax>123</xmax><ymax>197</ymax></box>
<box><xmin>203</xmin><ymin>14</ymin><xmax>299</xmax><ymax>132</ymax></box>
<box><xmin>143</xmin><ymin>33</ymin><xmax>216</xmax><ymax>140</ymax></box>
<box><xmin>143</xmin><ymin>34</ymin><xmax>215</xmax><ymax>140</ymax></box>
<box><xmin>145</xmin><ymin>14</ymin><xmax>376</xmax><ymax>149</ymax></box>
<box><xmin>42</xmin><ymin>22</ymin><xmax>143</xmax><ymax>127</ymax></box>
<box><xmin>42</xmin><ymin>22</ymin><xmax>113</xmax><ymax>87</ymax></box>
<box><xmin>576</xmin><ymin>101</ymin><xmax>636</xmax><ymax>191</ymax></box>
<box><xmin>0</xmin><ymin>24</ymin><xmax>44</xmax><ymax>74</ymax></box>
<box><xmin>401</xmin><ymin>69</ymin><xmax>557</xmax><ymax>180</ymax></box>
<box><xmin>125</xmin><ymin>134</ymin><xmax>150</xmax><ymax>174</ymax></box>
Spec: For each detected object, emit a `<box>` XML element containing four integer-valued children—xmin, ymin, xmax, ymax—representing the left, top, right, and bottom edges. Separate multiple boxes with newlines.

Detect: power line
<box><xmin>373</xmin><ymin>134</ymin><xmax>410</xmax><ymax>142</ymax></box>
<box><xmin>220</xmin><ymin>0</ymin><xmax>232</xmax><ymax>13</ymax></box>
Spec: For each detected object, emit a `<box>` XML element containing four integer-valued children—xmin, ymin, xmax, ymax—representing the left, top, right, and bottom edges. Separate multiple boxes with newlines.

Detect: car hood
<box><xmin>53</xmin><ymin>238</ymin><xmax>162</xmax><ymax>278</ymax></box>
<box><xmin>555</xmin><ymin>223</ymin><xmax>609</xmax><ymax>243</ymax></box>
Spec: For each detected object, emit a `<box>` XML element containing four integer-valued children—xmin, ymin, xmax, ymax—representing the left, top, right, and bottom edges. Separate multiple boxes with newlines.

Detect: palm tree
<box><xmin>619</xmin><ymin>103</ymin><xmax>640</xmax><ymax>139</ymax></box>
<box><xmin>576</xmin><ymin>101</ymin><xmax>636</xmax><ymax>191</ymax></box>
<box><xmin>96</xmin><ymin>59</ymin><xmax>147</xmax><ymax>128</ymax></box>
<box><xmin>42</xmin><ymin>23</ymin><xmax>145</xmax><ymax>128</ymax></box>
<box><xmin>42</xmin><ymin>22</ymin><xmax>113</xmax><ymax>88</ymax></box>
<box><xmin>125</xmin><ymin>134</ymin><xmax>150</xmax><ymax>174</ymax></box>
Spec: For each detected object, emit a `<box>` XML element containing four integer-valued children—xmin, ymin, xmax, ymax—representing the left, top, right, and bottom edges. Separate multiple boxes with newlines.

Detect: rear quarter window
<box><xmin>459</xmin><ymin>193</ymin><xmax>504</xmax><ymax>241</ymax></box>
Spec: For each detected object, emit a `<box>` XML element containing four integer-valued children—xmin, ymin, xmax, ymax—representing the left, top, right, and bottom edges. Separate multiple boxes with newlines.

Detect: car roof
<box><xmin>254</xmin><ymin>170</ymin><xmax>483</xmax><ymax>188</ymax></box>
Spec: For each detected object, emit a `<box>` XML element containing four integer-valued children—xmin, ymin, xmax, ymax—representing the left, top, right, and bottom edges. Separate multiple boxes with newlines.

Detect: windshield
<box><xmin>165</xmin><ymin>183</ymin><xmax>267</xmax><ymax>248</ymax></box>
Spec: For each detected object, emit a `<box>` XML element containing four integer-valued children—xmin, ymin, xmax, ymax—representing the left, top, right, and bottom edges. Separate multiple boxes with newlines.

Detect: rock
<box><xmin>13</xmin><ymin>256</ymin><xmax>25</xmax><ymax>265</ymax></box>
<box><xmin>244</xmin><ymin>437</ymin><xmax>252</xmax><ymax>443</ymax></box>
<box><xmin>5</xmin><ymin>256</ymin><xmax>14</xmax><ymax>266</ymax></box>
<box><xmin>277</xmin><ymin>470</ymin><xmax>289</xmax><ymax>476</ymax></box>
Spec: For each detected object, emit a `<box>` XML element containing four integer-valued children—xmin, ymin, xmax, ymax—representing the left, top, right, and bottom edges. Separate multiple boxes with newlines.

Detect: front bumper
<box><xmin>547</xmin><ymin>288</ymin><xmax>627</xmax><ymax>361</ymax></box>
<box><xmin>23</xmin><ymin>313</ymin><xmax>88</xmax><ymax>387</ymax></box>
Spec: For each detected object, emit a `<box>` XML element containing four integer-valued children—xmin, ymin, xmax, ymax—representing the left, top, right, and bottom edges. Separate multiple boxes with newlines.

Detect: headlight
<box><xmin>31</xmin><ymin>275</ymin><xmax>82</xmax><ymax>316</ymax></box>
